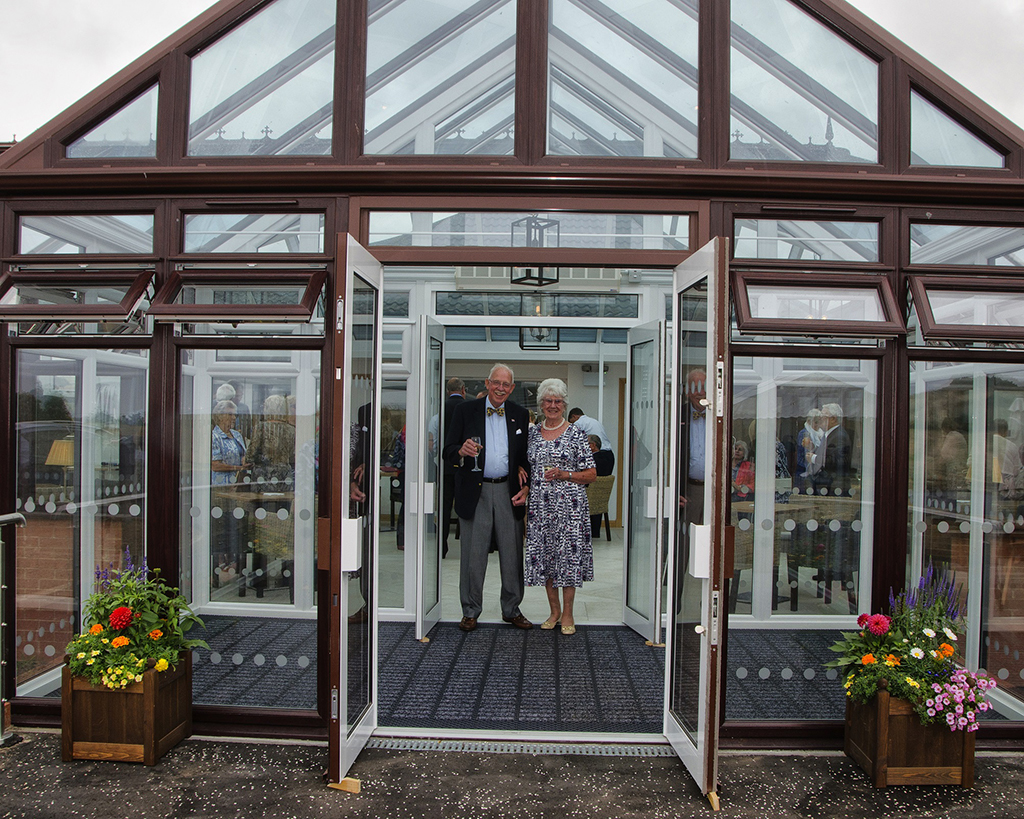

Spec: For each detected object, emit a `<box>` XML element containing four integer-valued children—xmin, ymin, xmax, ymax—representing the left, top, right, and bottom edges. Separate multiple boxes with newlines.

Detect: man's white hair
<box><xmin>489</xmin><ymin>363</ymin><xmax>515</xmax><ymax>382</ymax></box>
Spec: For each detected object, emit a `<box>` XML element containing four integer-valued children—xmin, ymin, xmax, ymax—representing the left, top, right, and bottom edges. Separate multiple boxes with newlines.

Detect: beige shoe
<box><xmin>541</xmin><ymin>617</ymin><xmax>560</xmax><ymax>630</ymax></box>
<box><xmin>560</xmin><ymin>623</ymin><xmax>576</xmax><ymax>635</ymax></box>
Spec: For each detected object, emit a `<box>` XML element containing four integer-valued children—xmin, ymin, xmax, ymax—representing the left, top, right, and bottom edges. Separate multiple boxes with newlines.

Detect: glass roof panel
<box><xmin>547</xmin><ymin>0</ymin><xmax>699</xmax><ymax>158</ymax></box>
<box><xmin>364</xmin><ymin>0</ymin><xmax>516</xmax><ymax>156</ymax></box>
<box><xmin>19</xmin><ymin>215</ymin><xmax>155</xmax><ymax>255</ymax></box>
<box><xmin>67</xmin><ymin>85</ymin><xmax>158</xmax><ymax>159</ymax></box>
<box><xmin>730</xmin><ymin>0</ymin><xmax>878</xmax><ymax>163</ymax></box>
<box><xmin>910</xmin><ymin>90</ymin><xmax>1004</xmax><ymax>168</ymax></box>
<box><xmin>187</xmin><ymin>0</ymin><xmax>335</xmax><ymax>157</ymax></box>
<box><xmin>733</xmin><ymin>218</ymin><xmax>879</xmax><ymax>262</ymax></box>
<box><xmin>183</xmin><ymin>214</ymin><xmax>325</xmax><ymax>254</ymax></box>
<box><xmin>911</xmin><ymin>224</ymin><xmax>1024</xmax><ymax>266</ymax></box>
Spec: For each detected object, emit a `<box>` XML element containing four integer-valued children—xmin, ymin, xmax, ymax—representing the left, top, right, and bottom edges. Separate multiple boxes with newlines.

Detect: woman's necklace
<box><xmin>542</xmin><ymin>418</ymin><xmax>566</xmax><ymax>431</ymax></box>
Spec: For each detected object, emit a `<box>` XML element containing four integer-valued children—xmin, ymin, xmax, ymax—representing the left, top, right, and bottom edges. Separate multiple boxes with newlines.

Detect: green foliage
<box><xmin>65</xmin><ymin>547</ymin><xmax>207</xmax><ymax>689</ymax></box>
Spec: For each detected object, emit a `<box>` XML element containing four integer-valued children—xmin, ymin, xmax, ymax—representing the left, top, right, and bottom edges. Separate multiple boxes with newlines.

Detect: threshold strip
<box><xmin>365</xmin><ymin>738</ymin><xmax>677</xmax><ymax>757</ymax></box>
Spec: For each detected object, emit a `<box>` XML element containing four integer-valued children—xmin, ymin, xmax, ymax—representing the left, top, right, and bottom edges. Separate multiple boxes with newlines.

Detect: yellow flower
<box><xmin>884</xmin><ymin>654</ymin><xmax>901</xmax><ymax>667</ymax></box>
<box><xmin>76</xmin><ymin>652</ymin><xmax>86</xmax><ymax>659</ymax></box>
<box><xmin>86</xmin><ymin>659</ymin><xmax>94</xmax><ymax>665</ymax></box>
<box><xmin>905</xmin><ymin>677</ymin><xmax>921</xmax><ymax>689</ymax></box>
<box><xmin>154</xmin><ymin>658</ymin><xmax>169</xmax><ymax>672</ymax></box>
<box><xmin>90</xmin><ymin>650</ymin><xmax>100</xmax><ymax>656</ymax></box>
<box><xmin>135</xmin><ymin>675</ymin><xmax>143</xmax><ymax>683</ymax></box>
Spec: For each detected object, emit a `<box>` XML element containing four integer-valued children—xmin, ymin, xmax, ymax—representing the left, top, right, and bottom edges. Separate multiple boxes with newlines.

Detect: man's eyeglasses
<box><xmin>488</xmin><ymin>380</ymin><xmax>513</xmax><ymax>390</ymax></box>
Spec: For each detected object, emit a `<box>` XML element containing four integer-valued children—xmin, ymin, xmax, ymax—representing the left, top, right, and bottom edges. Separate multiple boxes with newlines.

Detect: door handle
<box><xmin>694</xmin><ymin>625</ymin><xmax>705</xmax><ymax>635</ymax></box>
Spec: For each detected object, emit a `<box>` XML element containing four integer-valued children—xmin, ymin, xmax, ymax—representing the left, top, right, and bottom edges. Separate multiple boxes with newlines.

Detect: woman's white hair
<box><xmin>213</xmin><ymin>400</ymin><xmax>237</xmax><ymax>417</ymax></box>
<box><xmin>536</xmin><ymin>377</ymin><xmax>568</xmax><ymax>402</ymax></box>
<box><xmin>215</xmin><ymin>383</ymin><xmax>236</xmax><ymax>402</ymax></box>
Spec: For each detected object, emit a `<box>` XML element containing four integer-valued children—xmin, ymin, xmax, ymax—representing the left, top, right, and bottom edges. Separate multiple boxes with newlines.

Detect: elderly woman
<box><xmin>524</xmin><ymin>378</ymin><xmax>596</xmax><ymax>635</ymax></box>
<box><xmin>211</xmin><ymin>400</ymin><xmax>246</xmax><ymax>485</ymax></box>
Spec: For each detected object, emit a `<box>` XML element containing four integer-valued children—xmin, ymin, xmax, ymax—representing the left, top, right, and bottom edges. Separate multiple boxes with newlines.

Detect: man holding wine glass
<box><xmin>443</xmin><ymin>363</ymin><xmax>532</xmax><ymax>632</ymax></box>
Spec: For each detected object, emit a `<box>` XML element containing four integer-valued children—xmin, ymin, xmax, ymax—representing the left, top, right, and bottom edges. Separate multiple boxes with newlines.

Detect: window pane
<box><xmin>369</xmin><ymin>211</ymin><xmax>688</xmax><ymax>250</ymax></box>
<box><xmin>1</xmin><ymin>281</ymin><xmax>133</xmax><ymax>309</ymax></box>
<box><xmin>547</xmin><ymin>0</ymin><xmax>699</xmax><ymax>158</ymax></box>
<box><xmin>434</xmin><ymin>291</ymin><xmax>638</xmax><ymax>317</ymax></box>
<box><xmin>730</xmin><ymin>0</ymin><xmax>878</xmax><ymax>163</ymax></box>
<box><xmin>15</xmin><ymin>349</ymin><xmax>149</xmax><ymax>697</ymax></box>
<box><xmin>365</xmin><ymin>0</ymin><xmax>515</xmax><ymax>156</ymax></box>
<box><xmin>734</xmin><ymin>219</ymin><xmax>879</xmax><ymax>262</ymax></box>
<box><xmin>188</xmin><ymin>0</ymin><xmax>335</xmax><ymax>157</ymax></box>
<box><xmin>925</xmin><ymin>290</ymin><xmax>1024</xmax><ymax>328</ymax></box>
<box><xmin>726</xmin><ymin>357</ymin><xmax>876</xmax><ymax>720</ymax></box>
<box><xmin>67</xmin><ymin>86</ymin><xmax>158</xmax><ymax>159</ymax></box>
<box><xmin>911</xmin><ymin>223</ymin><xmax>1024</xmax><ymax>266</ymax></box>
<box><xmin>180</xmin><ymin>359</ymin><xmax>321</xmax><ymax>709</ymax></box>
<box><xmin>746</xmin><ymin>284</ymin><xmax>884</xmax><ymax>322</ymax></box>
<box><xmin>907</xmin><ymin>363</ymin><xmax>1024</xmax><ymax>716</ymax></box>
<box><xmin>183</xmin><ymin>214</ymin><xmax>325</xmax><ymax>254</ymax></box>
<box><xmin>911</xmin><ymin>91</ymin><xmax>1004</xmax><ymax>168</ymax></box>
<box><xmin>19</xmin><ymin>215</ymin><xmax>155</xmax><ymax>255</ymax></box>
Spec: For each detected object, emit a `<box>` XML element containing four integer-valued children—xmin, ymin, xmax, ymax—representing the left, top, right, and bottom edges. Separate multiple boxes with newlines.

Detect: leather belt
<box><xmin>482</xmin><ymin>476</ymin><xmax>508</xmax><ymax>483</ymax></box>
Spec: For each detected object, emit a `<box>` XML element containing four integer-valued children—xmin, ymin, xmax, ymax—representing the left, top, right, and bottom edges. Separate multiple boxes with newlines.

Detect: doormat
<box><xmin>378</xmin><ymin>622</ymin><xmax>665</xmax><ymax>734</ymax></box>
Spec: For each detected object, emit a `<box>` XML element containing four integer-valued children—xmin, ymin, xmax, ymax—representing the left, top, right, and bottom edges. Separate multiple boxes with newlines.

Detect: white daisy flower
<box><xmin>943</xmin><ymin>627</ymin><xmax>958</xmax><ymax>641</ymax></box>
<box><xmin>910</xmin><ymin>647</ymin><xmax>925</xmax><ymax>659</ymax></box>
<box><xmin>923</xmin><ymin>627</ymin><xmax>936</xmax><ymax>638</ymax></box>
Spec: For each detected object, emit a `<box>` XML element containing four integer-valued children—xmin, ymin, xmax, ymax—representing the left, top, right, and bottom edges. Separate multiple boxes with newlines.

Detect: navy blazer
<box><xmin>442</xmin><ymin>397</ymin><xmax>530</xmax><ymax>521</ymax></box>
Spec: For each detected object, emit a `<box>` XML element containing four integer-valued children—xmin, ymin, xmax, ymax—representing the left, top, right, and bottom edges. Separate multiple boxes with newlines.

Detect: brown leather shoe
<box><xmin>458</xmin><ymin>616</ymin><xmax>477</xmax><ymax>632</ymax></box>
<box><xmin>503</xmin><ymin>614</ymin><xmax>533</xmax><ymax>630</ymax></box>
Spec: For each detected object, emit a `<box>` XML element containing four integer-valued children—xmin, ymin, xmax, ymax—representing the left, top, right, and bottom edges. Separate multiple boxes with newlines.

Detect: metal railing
<box><xmin>1</xmin><ymin>512</ymin><xmax>26</xmax><ymax>747</ymax></box>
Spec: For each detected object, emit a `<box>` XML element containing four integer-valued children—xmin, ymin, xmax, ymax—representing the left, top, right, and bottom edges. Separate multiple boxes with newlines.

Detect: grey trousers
<box><xmin>459</xmin><ymin>482</ymin><xmax>525</xmax><ymax>620</ymax></box>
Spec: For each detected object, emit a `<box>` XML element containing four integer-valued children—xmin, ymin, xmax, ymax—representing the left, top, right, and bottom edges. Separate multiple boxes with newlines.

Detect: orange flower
<box><xmin>89</xmin><ymin>623</ymin><xmax>104</xmax><ymax>635</ymax></box>
<box><xmin>939</xmin><ymin>642</ymin><xmax>955</xmax><ymax>658</ymax></box>
<box><xmin>861</xmin><ymin>653</ymin><xmax>876</xmax><ymax>665</ymax></box>
<box><xmin>884</xmin><ymin>654</ymin><xmax>901</xmax><ymax>667</ymax></box>
<box><xmin>148</xmin><ymin>629</ymin><xmax>163</xmax><ymax>640</ymax></box>
<box><xmin>111</xmin><ymin>635</ymin><xmax>130</xmax><ymax>648</ymax></box>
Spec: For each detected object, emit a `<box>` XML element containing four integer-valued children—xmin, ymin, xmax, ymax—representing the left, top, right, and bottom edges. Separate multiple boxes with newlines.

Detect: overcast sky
<box><xmin>1</xmin><ymin>0</ymin><xmax>1023</xmax><ymax>142</ymax></box>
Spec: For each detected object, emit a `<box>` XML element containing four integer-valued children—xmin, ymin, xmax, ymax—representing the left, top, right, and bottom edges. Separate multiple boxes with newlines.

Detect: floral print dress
<box><xmin>524</xmin><ymin>422</ymin><xmax>596</xmax><ymax>588</ymax></box>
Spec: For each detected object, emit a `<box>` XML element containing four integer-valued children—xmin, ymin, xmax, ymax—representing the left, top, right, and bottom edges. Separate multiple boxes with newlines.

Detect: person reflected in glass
<box><xmin>524</xmin><ymin>378</ymin><xmax>596</xmax><ymax>636</ymax></box>
<box><xmin>795</xmin><ymin>408</ymin><xmax>823</xmax><ymax>493</ymax></box>
<box><xmin>681</xmin><ymin>368</ymin><xmax>707</xmax><ymax>522</ymax></box>
<box><xmin>248</xmin><ymin>394</ymin><xmax>296</xmax><ymax>486</ymax></box>
<box><xmin>211</xmin><ymin>400</ymin><xmax>247</xmax><ymax>593</ymax></box>
<box><xmin>731</xmin><ymin>439</ymin><xmax>755</xmax><ymax>502</ymax></box>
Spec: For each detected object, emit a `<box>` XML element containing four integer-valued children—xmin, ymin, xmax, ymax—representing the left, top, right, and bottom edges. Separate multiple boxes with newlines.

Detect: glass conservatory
<box><xmin>4</xmin><ymin>0</ymin><xmax>1024</xmax><ymax>796</ymax></box>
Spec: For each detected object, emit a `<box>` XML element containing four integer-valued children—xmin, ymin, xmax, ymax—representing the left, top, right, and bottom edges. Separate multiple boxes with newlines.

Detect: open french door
<box><xmin>408</xmin><ymin>317</ymin><xmax>445</xmax><ymax>640</ymax></box>
<box><xmin>326</xmin><ymin>236</ymin><xmax>383</xmax><ymax>787</ymax></box>
<box><xmin>623</xmin><ymin>321</ymin><xmax>668</xmax><ymax>642</ymax></box>
<box><xmin>663</xmin><ymin>237</ymin><xmax>730</xmax><ymax>811</ymax></box>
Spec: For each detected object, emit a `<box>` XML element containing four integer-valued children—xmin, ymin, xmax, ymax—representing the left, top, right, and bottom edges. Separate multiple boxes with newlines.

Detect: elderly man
<box><xmin>442</xmin><ymin>364</ymin><xmax>532</xmax><ymax>632</ymax></box>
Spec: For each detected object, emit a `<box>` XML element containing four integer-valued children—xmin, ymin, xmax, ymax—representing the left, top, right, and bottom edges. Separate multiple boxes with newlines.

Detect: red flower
<box><xmin>109</xmin><ymin>606</ymin><xmax>133</xmax><ymax>630</ymax></box>
<box><xmin>866</xmin><ymin>614</ymin><xmax>891</xmax><ymax>636</ymax></box>
<box><xmin>856</xmin><ymin>614</ymin><xmax>869</xmax><ymax>628</ymax></box>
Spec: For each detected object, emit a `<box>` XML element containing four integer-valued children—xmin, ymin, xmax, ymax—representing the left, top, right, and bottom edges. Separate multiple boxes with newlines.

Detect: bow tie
<box><xmin>487</xmin><ymin>407</ymin><xmax>505</xmax><ymax>417</ymax></box>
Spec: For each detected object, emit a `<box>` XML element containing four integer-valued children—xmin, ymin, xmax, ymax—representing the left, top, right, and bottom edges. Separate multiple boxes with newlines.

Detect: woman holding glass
<box><xmin>525</xmin><ymin>378</ymin><xmax>596</xmax><ymax>635</ymax></box>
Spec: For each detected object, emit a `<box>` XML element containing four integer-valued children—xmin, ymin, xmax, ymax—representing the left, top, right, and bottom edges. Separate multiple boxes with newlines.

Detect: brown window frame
<box><xmin>0</xmin><ymin>265</ymin><xmax>155</xmax><ymax>321</ymax></box>
<box><xmin>908</xmin><ymin>274</ymin><xmax>1024</xmax><ymax>343</ymax></box>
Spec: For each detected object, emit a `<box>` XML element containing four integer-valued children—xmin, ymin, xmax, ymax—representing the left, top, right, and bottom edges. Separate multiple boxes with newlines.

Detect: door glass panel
<box><xmin>669</xmin><ymin>286</ymin><xmax>708</xmax><ymax>735</ymax></box>
<box><xmin>547</xmin><ymin>0</ymin><xmax>699</xmax><ymax>159</ymax></box>
<box><xmin>725</xmin><ymin>357</ymin><xmax>877</xmax><ymax>721</ymax></box>
<box><xmin>910</xmin><ymin>90</ymin><xmax>1004</xmax><ymax>169</ymax></box>
<box><xmin>364</xmin><ymin>0</ymin><xmax>515</xmax><ymax>156</ymax></box>
<box><xmin>730</xmin><ymin>0</ymin><xmax>878</xmax><ymax>163</ymax></box>
<box><xmin>379</xmin><ymin>379</ymin><xmax>407</xmax><ymax>609</ymax></box>
<box><xmin>908</xmin><ymin>362</ymin><xmax>1024</xmax><ymax>716</ymax></box>
<box><xmin>346</xmin><ymin>278</ymin><xmax>378</xmax><ymax>728</ymax></box>
<box><xmin>423</xmin><ymin>335</ymin><xmax>443</xmax><ymax>616</ymax></box>
<box><xmin>188</xmin><ymin>0</ymin><xmax>335</xmax><ymax>156</ymax></box>
<box><xmin>626</xmin><ymin>338</ymin><xmax>658</xmax><ymax>621</ymax></box>
<box><xmin>178</xmin><ymin>351</ymin><xmax>320</xmax><ymax>709</ymax></box>
<box><xmin>66</xmin><ymin>85</ymin><xmax>159</xmax><ymax>159</ymax></box>
<box><xmin>14</xmin><ymin>348</ymin><xmax>148</xmax><ymax>697</ymax></box>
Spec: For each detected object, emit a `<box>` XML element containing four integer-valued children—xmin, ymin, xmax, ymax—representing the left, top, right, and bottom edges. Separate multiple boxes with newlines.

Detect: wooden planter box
<box><xmin>844</xmin><ymin>687</ymin><xmax>975</xmax><ymax>788</ymax></box>
<box><xmin>61</xmin><ymin>653</ymin><xmax>192</xmax><ymax>765</ymax></box>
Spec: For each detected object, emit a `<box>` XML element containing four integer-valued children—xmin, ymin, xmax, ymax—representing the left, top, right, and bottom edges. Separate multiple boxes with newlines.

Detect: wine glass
<box><xmin>470</xmin><ymin>436</ymin><xmax>483</xmax><ymax>472</ymax></box>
